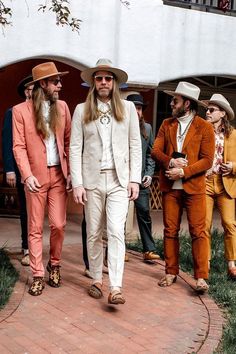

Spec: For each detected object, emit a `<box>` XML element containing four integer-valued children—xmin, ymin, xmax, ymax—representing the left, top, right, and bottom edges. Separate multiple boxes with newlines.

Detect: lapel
<box><xmin>169</xmin><ymin>119</ymin><xmax>178</xmax><ymax>152</ymax></box>
<box><xmin>223</xmin><ymin>136</ymin><xmax>228</xmax><ymax>163</ymax></box>
<box><xmin>94</xmin><ymin>119</ymin><xmax>103</xmax><ymax>140</ymax></box>
<box><xmin>26</xmin><ymin>100</ymin><xmax>46</xmax><ymax>145</ymax></box>
<box><xmin>182</xmin><ymin>116</ymin><xmax>198</xmax><ymax>151</ymax></box>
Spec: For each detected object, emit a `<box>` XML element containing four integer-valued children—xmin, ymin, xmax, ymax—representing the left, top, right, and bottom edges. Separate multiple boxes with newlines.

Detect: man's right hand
<box><xmin>6</xmin><ymin>172</ymin><xmax>16</xmax><ymax>188</ymax></box>
<box><xmin>169</xmin><ymin>157</ymin><xmax>188</xmax><ymax>168</ymax></box>
<box><xmin>25</xmin><ymin>175</ymin><xmax>41</xmax><ymax>193</ymax></box>
<box><xmin>73</xmin><ymin>186</ymin><xmax>87</xmax><ymax>205</ymax></box>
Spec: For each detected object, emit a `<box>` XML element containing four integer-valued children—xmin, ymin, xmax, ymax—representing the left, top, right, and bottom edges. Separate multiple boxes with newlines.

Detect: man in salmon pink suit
<box><xmin>13</xmin><ymin>62</ymin><xmax>71</xmax><ymax>296</ymax></box>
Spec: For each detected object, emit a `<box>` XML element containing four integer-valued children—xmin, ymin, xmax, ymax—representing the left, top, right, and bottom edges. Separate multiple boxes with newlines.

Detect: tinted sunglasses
<box><xmin>47</xmin><ymin>78</ymin><xmax>62</xmax><ymax>85</ymax></box>
<box><xmin>206</xmin><ymin>107</ymin><xmax>220</xmax><ymax>113</ymax></box>
<box><xmin>94</xmin><ymin>75</ymin><xmax>114</xmax><ymax>82</ymax></box>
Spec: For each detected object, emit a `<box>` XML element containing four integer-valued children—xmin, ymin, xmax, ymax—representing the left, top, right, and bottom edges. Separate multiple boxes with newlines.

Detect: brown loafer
<box><xmin>228</xmin><ymin>267</ymin><xmax>236</xmax><ymax>281</ymax></box>
<box><xmin>88</xmin><ymin>283</ymin><xmax>103</xmax><ymax>299</ymax></box>
<box><xmin>143</xmin><ymin>251</ymin><xmax>160</xmax><ymax>262</ymax></box>
<box><xmin>47</xmin><ymin>262</ymin><xmax>61</xmax><ymax>288</ymax></box>
<box><xmin>158</xmin><ymin>274</ymin><xmax>177</xmax><ymax>287</ymax></box>
<box><xmin>195</xmin><ymin>279</ymin><xmax>209</xmax><ymax>294</ymax></box>
<box><xmin>108</xmin><ymin>290</ymin><xmax>125</xmax><ymax>305</ymax></box>
<box><xmin>21</xmin><ymin>254</ymin><xmax>30</xmax><ymax>266</ymax></box>
<box><xmin>28</xmin><ymin>277</ymin><xmax>45</xmax><ymax>296</ymax></box>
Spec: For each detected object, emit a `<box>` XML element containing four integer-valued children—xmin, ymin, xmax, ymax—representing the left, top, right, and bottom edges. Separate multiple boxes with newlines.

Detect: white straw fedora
<box><xmin>202</xmin><ymin>94</ymin><xmax>234</xmax><ymax>121</ymax></box>
<box><xmin>81</xmin><ymin>58</ymin><xmax>128</xmax><ymax>85</ymax></box>
<box><xmin>164</xmin><ymin>81</ymin><xmax>202</xmax><ymax>104</ymax></box>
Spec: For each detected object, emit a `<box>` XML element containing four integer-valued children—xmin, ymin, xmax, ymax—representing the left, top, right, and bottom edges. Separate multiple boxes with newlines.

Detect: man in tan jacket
<box><xmin>152</xmin><ymin>82</ymin><xmax>215</xmax><ymax>293</ymax></box>
<box><xmin>204</xmin><ymin>94</ymin><xmax>236</xmax><ymax>280</ymax></box>
<box><xmin>70</xmin><ymin>58</ymin><xmax>141</xmax><ymax>305</ymax></box>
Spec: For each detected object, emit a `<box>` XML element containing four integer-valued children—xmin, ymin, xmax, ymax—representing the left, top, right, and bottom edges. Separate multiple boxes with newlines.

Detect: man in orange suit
<box><xmin>204</xmin><ymin>94</ymin><xmax>236</xmax><ymax>280</ymax></box>
<box><xmin>151</xmin><ymin>82</ymin><xmax>215</xmax><ymax>293</ymax></box>
<box><xmin>13</xmin><ymin>62</ymin><xmax>71</xmax><ymax>296</ymax></box>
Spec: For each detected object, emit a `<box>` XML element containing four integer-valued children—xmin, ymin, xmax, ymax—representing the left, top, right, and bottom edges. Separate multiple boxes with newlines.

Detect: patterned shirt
<box><xmin>206</xmin><ymin>130</ymin><xmax>224</xmax><ymax>176</ymax></box>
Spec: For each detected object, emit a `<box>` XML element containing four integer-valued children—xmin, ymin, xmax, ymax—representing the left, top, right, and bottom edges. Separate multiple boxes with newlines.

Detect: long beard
<box><xmin>44</xmin><ymin>90</ymin><xmax>59</xmax><ymax>103</ymax></box>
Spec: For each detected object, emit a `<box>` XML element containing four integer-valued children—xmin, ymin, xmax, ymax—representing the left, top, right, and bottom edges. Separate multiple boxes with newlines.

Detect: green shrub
<box><xmin>0</xmin><ymin>248</ymin><xmax>19</xmax><ymax>309</ymax></box>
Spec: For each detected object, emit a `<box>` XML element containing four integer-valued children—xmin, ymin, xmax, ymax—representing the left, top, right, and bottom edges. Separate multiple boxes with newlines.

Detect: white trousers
<box><xmin>85</xmin><ymin>170</ymin><xmax>129</xmax><ymax>288</ymax></box>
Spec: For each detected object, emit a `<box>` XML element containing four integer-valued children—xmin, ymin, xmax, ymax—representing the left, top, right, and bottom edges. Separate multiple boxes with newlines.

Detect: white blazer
<box><xmin>70</xmin><ymin>100</ymin><xmax>142</xmax><ymax>189</ymax></box>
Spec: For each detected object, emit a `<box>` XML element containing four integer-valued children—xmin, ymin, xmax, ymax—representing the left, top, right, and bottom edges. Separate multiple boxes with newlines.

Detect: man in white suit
<box><xmin>70</xmin><ymin>58</ymin><xmax>142</xmax><ymax>305</ymax></box>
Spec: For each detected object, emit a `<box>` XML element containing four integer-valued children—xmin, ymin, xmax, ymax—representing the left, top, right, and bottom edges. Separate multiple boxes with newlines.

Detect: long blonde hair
<box><xmin>32</xmin><ymin>83</ymin><xmax>61</xmax><ymax>139</ymax></box>
<box><xmin>83</xmin><ymin>79</ymin><xmax>125</xmax><ymax>124</ymax></box>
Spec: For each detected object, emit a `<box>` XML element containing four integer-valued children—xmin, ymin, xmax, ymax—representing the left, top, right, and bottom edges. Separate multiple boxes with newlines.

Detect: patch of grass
<box><xmin>127</xmin><ymin>229</ymin><xmax>236</xmax><ymax>353</ymax></box>
<box><xmin>0</xmin><ymin>248</ymin><xmax>19</xmax><ymax>309</ymax></box>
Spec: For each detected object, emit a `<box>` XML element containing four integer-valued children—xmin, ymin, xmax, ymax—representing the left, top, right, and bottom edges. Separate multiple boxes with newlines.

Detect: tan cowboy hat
<box><xmin>164</xmin><ymin>81</ymin><xmax>202</xmax><ymax>104</ymax></box>
<box><xmin>27</xmin><ymin>62</ymin><xmax>69</xmax><ymax>85</ymax></box>
<box><xmin>202</xmin><ymin>94</ymin><xmax>235</xmax><ymax>121</ymax></box>
<box><xmin>81</xmin><ymin>58</ymin><xmax>128</xmax><ymax>85</ymax></box>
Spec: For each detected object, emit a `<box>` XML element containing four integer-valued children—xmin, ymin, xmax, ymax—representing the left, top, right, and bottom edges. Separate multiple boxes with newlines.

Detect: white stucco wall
<box><xmin>1</xmin><ymin>0</ymin><xmax>236</xmax><ymax>86</ymax></box>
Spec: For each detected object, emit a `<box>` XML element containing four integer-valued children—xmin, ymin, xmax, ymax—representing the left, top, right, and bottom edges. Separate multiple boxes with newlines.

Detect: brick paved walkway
<box><xmin>0</xmin><ymin>218</ymin><xmax>224</xmax><ymax>354</ymax></box>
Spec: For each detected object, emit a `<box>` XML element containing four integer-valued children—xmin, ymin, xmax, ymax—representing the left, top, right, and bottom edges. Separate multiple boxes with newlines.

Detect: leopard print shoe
<box><xmin>28</xmin><ymin>277</ymin><xmax>45</xmax><ymax>296</ymax></box>
<box><xmin>47</xmin><ymin>262</ymin><xmax>61</xmax><ymax>288</ymax></box>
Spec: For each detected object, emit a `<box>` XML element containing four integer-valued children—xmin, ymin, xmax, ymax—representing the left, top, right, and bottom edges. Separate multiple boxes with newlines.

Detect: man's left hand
<box><xmin>128</xmin><ymin>182</ymin><xmax>139</xmax><ymax>201</ymax></box>
<box><xmin>221</xmin><ymin>162</ymin><xmax>233</xmax><ymax>176</ymax></box>
<box><xmin>142</xmin><ymin>175</ymin><xmax>152</xmax><ymax>188</ymax></box>
<box><xmin>165</xmin><ymin>168</ymin><xmax>184</xmax><ymax>181</ymax></box>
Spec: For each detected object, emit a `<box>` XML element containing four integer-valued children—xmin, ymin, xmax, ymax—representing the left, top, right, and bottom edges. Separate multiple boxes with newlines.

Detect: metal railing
<box><xmin>164</xmin><ymin>0</ymin><xmax>236</xmax><ymax>15</ymax></box>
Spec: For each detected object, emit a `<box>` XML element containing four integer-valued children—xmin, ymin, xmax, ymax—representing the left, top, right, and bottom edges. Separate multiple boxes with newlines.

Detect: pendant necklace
<box><xmin>177</xmin><ymin>118</ymin><xmax>193</xmax><ymax>142</ymax></box>
<box><xmin>98</xmin><ymin>108</ymin><xmax>112</xmax><ymax>127</ymax></box>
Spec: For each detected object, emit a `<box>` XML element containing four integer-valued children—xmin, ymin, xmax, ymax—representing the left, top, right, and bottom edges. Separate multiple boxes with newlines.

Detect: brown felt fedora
<box><xmin>27</xmin><ymin>62</ymin><xmax>69</xmax><ymax>85</ymax></box>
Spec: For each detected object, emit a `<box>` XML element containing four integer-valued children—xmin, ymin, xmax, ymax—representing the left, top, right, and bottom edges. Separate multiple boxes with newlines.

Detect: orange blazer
<box><xmin>151</xmin><ymin>115</ymin><xmax>215</xmax><ymax>194</ymax></box>
<box><xmin>12</xmin><ymin>100</ymin><xmax>71</xmax><ymax>184</ymax></box>
<box><xmin>222</xmin><ymin>129</ymin><xmax>236</xmax><ymax>198</ymax></box>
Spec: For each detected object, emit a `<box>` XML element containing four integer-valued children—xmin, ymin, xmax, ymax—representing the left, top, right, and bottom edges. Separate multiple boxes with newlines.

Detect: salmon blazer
<box><xmin>70</xmin><ymin>100</ymin><xmax>142</xmax><ymax>189</ymax></box>
<box><xmin>152</xmin><ymin>115</ymin><xmax>215</xmax><ymax>194</ymax></box>
<box><xmin>13</xmin><ymin>100</ymin><xmax>71</xmax><ymax>184</ymax></box>
<box><xmin>222</xmin><ymin>129</ymin><xmax>236</xmax><ymax>198</ymax></box>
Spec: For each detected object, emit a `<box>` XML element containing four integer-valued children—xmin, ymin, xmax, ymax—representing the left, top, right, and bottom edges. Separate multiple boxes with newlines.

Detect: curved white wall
<box><xmin>1</xmin><ymin>0</ymin><xmax>235</xmax><ymax>86</ymax></box>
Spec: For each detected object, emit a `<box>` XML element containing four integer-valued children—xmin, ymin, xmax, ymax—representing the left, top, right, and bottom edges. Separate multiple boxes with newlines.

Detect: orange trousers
<box><xmin>162</xmin><ymin>190</ymin><xmax>209</xmax><ymax>279</ymax></box>
<box><xmin>206</xmin><ymin>175</ymin><xmax>236</xmax><ymax>261</ymax></box>
<box><xmin>25</xmin><ymin>166</ymin><xmax>67</xmax><ymax>277</ymax></box>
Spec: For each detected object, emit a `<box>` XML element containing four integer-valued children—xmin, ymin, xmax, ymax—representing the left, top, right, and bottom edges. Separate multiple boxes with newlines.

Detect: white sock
<box><xmin>228</xmin><ymin>261</ymin><xmax>235</xmax><ymax>269</ymax></box>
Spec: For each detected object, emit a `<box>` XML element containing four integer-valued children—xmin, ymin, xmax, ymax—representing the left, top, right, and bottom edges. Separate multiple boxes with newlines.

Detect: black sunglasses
<box><xmin>206</xmin><ymin>108</ymin><xmax>220</xmax><ymax>113</ymax></box>
<box><xmin>47</xmin><ymin>78</ymin><xmax>62</xmax><ymax>85</ymax></box>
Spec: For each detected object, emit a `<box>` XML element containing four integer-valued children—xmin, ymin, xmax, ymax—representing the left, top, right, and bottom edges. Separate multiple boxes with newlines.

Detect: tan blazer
<box><xmin>152</xmin><ymin>115</ymin><xmax>215</xmax><ymax>194</ymax></box>
<box><xmin>13</xmin><ymin>100</ymin><xmax>71</xmax><ymax>184</ymax></box>
<box><xmin>70</xmin><ymin>100</ymin><xmax>142</xmax><ymax>189</ymax></box>
<box><xmin>222</xmin><ymin>129</ymin><xmax>236</xmax><ymax>198</ymax></box>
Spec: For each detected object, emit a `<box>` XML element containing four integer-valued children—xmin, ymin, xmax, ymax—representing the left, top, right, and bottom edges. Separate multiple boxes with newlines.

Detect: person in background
<box><xmin>2</xmin><ymin>75</ymin><xmax>34</xmax><ymax>266</ymax></box>
<box><xmin>204</xmin><ymin>94</ymin><xmax>236</xmax><ymax>281</ymax></box>
<box><xmin>126</xmin><ymin>94</ymin><xmax>160</xmax><ymax>262</ymax></box>
<box><xmin>13</xmin><ymin>62</ymin><xmax>71</xmax><ymax>296</ymax></box>
<box><xmin>70</xmin><ymin>58</ymin><xmax>141</xmax><ymax>305</ymax></box>
<box><xmin>151</xmin><ymin>81</ymin><xmax>215</xmax><ymax>293</ymax></box>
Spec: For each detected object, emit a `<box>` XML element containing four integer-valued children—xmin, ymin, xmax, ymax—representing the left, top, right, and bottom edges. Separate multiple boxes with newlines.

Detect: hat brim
<box><xmin>201</xmin><ymin>99</ymin><xmax>235</xmax><ymax>121</ymax></box>
<box><xmin>17</xmin><ymin>75</ymin><xmax>33</xmax><ymax>98</ymax></box>
<box><xmin>81</xmin><ymin>65</ymin><xmax>128</xmax><ymax>85</ymax></box>
<box><xmin>27</xmin><ymin>71</ymin><xmax>69</xmax><ymax>86</ymax></box>
<box><xmin>132</xmin><ymin>100</ymin><xmax>148</xmax><ymax>109</ymax></box>
<box><xmin>164</xmin><ymin>90</ymin><xmax>204</xmax><ymax>106</ymax></box>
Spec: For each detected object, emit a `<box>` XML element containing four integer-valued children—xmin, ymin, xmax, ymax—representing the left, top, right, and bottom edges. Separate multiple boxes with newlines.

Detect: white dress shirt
<box><xmin>42</xmin><ymin>101</ymin><xmax>60</xmax><ymax>167</ymax></box>
<box><xmin>97</xmin><ymin>100</ymin><xmax>115</xmax><ymax>170</ymax></box>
